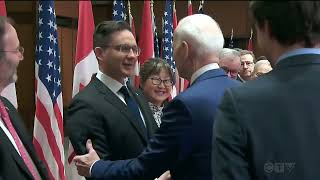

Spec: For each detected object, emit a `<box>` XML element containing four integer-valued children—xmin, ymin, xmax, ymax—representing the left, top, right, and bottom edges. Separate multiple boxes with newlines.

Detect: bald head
<box><xmin>175</xmin><ymin>14</ymin><xmax>224</xmax><ymax>58</ymax></box>
<box><xmin>173</xmin><ymin>14</ymin><xmax>224</xmax><ymax>80</ymax></box>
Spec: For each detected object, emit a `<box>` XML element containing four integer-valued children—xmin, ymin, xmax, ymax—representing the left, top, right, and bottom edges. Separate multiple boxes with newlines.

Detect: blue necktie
<box><xmin>119</xmin><ymin>86</ymin><xmax>147</xmax><ymax>135</ymax></box>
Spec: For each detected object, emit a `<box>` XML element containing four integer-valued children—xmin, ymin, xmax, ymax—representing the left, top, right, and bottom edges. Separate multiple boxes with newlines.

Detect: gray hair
<box><xmin>219</xmin><ymin>48</ymin><xmax>241</xmax><ymax>60</ymax></box>
<box><xmin>254</xmin><ymin>59</ymin><xmax>271</xmax><ymax>70</ymax></box>
<box><xmin>175</xmin><ymin>14</ymin><xmax>224</xmax><ymax>59</ymax></box>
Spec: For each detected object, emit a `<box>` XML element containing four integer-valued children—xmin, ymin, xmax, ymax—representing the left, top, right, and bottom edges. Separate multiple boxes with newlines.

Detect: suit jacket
<box><xmin>0</xmin><ymin>97</ymin><xmax>49</xmax><ymax>180</ymax></box>
<box><xmin>66</xmin><ymin>77</ymin><xmax>157</xmax><ymax>160</ymax></box>
<box><xmin>213</xmin><ymin>54</ymin><xmax>320</xmax><ymax>180</ymax></box>
<box><xmin>91</xmin><ymin>69</ymin><xmax>240</xmax><ymax>180</ymax></box>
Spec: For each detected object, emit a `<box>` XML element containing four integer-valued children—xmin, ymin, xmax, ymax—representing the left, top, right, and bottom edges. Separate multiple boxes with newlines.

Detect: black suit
<box><xmin>0</xmin><ymin>97</ymin><xmax>49</xmax><ymax>180</ymax></box>
<box><xmin>213</xmin><ymin>54</ymin><xmax>320</xmax><ymax>180</ymax></box>
<box><xmin>66</xmin><ymin>77</ymin><xmax>157</xmax><ymax>160</ymax></box>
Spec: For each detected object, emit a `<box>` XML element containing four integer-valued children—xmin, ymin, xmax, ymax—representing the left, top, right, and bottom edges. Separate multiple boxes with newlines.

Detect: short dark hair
<box><xmin>93</xmin><ymin>21</ymin><xmax>131</xmax><ymax>49</ymax></box>
<box><xmin>140</xmin><ymin>58</ymin><xmax>174</xmax><ymax>86</ymax></box>
<box><xmin>250</xmin><ymin>1</ymin><xmax>320</xmax><ymax>47</ymax></box>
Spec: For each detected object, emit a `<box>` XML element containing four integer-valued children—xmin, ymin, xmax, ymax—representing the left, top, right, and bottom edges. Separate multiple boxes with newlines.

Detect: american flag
<box><xmin>33</xmin><ymin>1</ymin><xmax>65</xmax><ymax>180</ymax></box>
<box><xmin>162</xmin><ymin>0</ymin><xmax>177</xmax><ymax>98</ymax></box>
<box><xmin>162</xmin><ymin>0</ymin><xmax>175</xmax><ymax>73</ymax></box>
<box><xmin>113</xmin><ymin>0</ymin><xmax>127</xmax><ymax>21</ymax></box>
<box><xmin>151</xmin><ymin>0</ymin><xmax>160</xmax><ymax>57</ymax></box>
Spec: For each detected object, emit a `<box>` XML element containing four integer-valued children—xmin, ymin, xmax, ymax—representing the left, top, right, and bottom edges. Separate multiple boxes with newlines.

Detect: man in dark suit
<box><xmin>73</xmin><ymin>14</ymin><xmax>240</xmax><ymax>180</ymax></box>
<box><xmin>0</xmin><ymin>17</ymin><xmax>48</xmax><ymax>180</ymax></box>
<box><xmin>213</xmin><ymin>2</ymin><xmax>320</xmax><ymax>180</ymax></box>
<box><xmin>66</xmin><ymin>21</ymin><xmax>157</xmax><ymax>167</ymax></box>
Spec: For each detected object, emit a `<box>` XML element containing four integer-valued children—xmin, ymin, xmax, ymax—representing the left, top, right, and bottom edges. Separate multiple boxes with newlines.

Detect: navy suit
<box><xmin>213</xmin><ymin>54</ymin><xmax>320</xmax><ymax>180</ymax></box>
<box><xmin>91</xmin><ymin>68</ymin><xmax>240</xmax><ymax>180</ymax></box>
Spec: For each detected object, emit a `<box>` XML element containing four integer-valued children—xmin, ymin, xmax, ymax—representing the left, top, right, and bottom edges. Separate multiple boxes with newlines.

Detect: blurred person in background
<box><xmin>218</xmin><ymin>48</ymin><xmax>241</xmax><ymax>80</ymax></box>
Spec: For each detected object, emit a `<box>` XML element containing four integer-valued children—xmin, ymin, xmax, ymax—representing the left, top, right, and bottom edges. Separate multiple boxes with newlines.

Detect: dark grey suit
<box><xmin>0</xmin><ymin>97</ymin><xmax>49</xmax><ymax>180</ymax></box>
<box><xmin>213</xmin><ymin>54</ymin><xmax>320</xmax><ymax>180</ymax></box>
<box><xmin>66</xmin><ymin>77</ymin><xmax>157</xmax><ymax>160</ymax></box>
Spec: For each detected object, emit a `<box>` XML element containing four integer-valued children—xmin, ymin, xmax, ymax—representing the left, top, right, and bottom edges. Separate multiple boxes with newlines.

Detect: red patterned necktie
<box><xmin>0</xmin><ymin>100</ymin><xmax>39</xmax><ymax>180</ymax></box>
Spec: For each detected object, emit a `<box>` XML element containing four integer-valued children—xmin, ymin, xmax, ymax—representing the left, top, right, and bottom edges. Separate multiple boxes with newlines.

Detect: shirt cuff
<box><xmin>89</xmin><ymin>160</ymin><xmax>99</xmax><ymax>177</ymax></box>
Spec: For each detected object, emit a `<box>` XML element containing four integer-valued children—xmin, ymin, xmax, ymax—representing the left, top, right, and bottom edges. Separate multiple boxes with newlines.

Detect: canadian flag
<box><xmin>66</xmin><ymin>1</ymin><xmax>98</xmax><ymax>180</ymax></box>
<box><xmin>0</xmin><ymin>1</ymin><xmax>18</xmax><ymax>108</ymax></box>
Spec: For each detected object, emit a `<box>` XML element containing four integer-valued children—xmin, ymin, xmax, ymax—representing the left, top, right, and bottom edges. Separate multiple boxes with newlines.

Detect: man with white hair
<box><xmin>252</xmin><ymin>59</ymin><xmax>272</xmax><ymax>78</ymax></box>
<box><xmin>73</xmin><ymin>14</ymin><xmax>239</xmax><ymax>180</ymax></box>
<box><xmin>218</xmin><ymin>48</ymin><xmax>241</xmax><ymax>79</ymax></box>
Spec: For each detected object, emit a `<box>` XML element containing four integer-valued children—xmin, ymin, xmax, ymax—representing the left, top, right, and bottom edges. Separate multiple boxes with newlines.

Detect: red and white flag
<box><xmin>0</xmin><ymin>1</ymin><xmax>18</xmax><ymax>108</ymax></box>
<box><xmin>136</xmin><ymin>0</ymin><xmax>154</xmax><ymax>88</ymax></box>
<box><xmin>188</xmin><ymin>0</ymin><xmax>193</xmax><ymax>16</ymax></box>
<box><xmin>33</xmin><ymin>1</ymin><xmax>65</xmax><ymax>179</ymax></box>
<box><xmin>66</xmin><ymin>1</ymin><xmax>98</xmax><ymax>180</ymax></box>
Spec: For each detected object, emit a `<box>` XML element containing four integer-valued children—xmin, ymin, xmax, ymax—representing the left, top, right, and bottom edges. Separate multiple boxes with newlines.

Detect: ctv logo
<box><xmin>264</xmin><ymin>162</ymin><xmax>295</xmax><ymax>174</ymax></box>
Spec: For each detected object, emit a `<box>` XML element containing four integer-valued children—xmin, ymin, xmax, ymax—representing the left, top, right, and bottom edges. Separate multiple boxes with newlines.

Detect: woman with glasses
<box><xmin>139</xmin><ymin>57</ymin><xmax>174</xmax><ymax>128</ymax></box>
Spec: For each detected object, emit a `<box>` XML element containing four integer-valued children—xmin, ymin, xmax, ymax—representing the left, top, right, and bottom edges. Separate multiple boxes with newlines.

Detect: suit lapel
<box><xmin>92</xmin><ymin>78</ymin><xmax>149</xmax><ymax>143</ymax></box>
<box><xmin>0</xmin><ymin>110</ymin><xmax>33</xmax><ymax>179</ymax></box>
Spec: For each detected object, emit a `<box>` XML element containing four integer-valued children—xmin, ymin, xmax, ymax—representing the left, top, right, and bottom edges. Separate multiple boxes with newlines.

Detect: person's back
<box><xmin>170</xmin><ymin>69</ymin><xmax>239</xmax><ymax>179</ymax></box>
<box><xmin>213</xmin><ymin>1</ymin><xmax>320</xmax><ymax>180</ymax></box>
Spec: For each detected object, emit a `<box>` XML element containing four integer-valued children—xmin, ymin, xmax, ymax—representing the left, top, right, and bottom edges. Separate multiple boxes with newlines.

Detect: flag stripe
<box><xmin>33</xmin><ymin>138</ymin><xmax>55</xmax><ymax>180</ymax></box>
<box><xmin>35</xmin><ymin>97</ymin><xmax>65</xmax><ymax>179</ymax></box>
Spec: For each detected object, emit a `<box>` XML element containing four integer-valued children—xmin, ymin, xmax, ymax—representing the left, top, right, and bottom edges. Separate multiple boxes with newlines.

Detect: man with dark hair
<box><xmin>73</xmin><ymin>14</ymin><xmax>239</xmax><ymax>180</ymax></box>
<box><xmin>66</xmin><ymin>20</ymin><xmax>157</xmax><ymax>170</ymax></box>
<box><xmin>213</xmin><ymin>2</ymin><xmax>320</xmax><ymax>180</ymax></box>
<box><xmin>0</xmin><ymin>16</ymin><xmax>49</xmax><ymax>180</ymax></box>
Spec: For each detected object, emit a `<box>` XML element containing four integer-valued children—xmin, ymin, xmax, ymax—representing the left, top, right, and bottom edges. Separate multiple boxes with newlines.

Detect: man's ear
<box><xmin>181</xmin><ymin>41</ymin><xmax>189</xmax><ymax>60</ymax></box>
<box><xmin>94</xmin><ymin>47</ymin><xmax>104</xmax><ymax>62</ymax></box>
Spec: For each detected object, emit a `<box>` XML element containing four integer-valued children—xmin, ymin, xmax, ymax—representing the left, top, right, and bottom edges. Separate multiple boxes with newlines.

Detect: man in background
<box><xmin>252</xmin><ymin>59</ymin><xmax>272</xmax><ymax>78</ymax></box>
<box><xmin>218</xmin><ymin>48</ymin><xmax>241</xmax><ymax>79</ymax></box>
<box><xmin>213</xmin><ymin>1</ymin><xmax>320</xmax><ymax>180</ymax></box>
<box><xmin>0</xmin><ymin>16</ymin><xmax>48</xmax><ymax>180</ymax></box>
<box><xmin>238</xmin><ymin>49</ymin><xmax>255</xmax><ymax>82</ymax></box>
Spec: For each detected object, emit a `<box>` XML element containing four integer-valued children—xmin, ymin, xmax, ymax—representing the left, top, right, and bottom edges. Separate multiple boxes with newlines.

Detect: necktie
<box><xmin>119</xmin><ymin>86</ymin><xmax>147</xmax><ymax>135</ymax></box>
<box><xmin>0</xmin><ymin>100</ymin><xmax>39</xmax><ymax>180</ymax></box>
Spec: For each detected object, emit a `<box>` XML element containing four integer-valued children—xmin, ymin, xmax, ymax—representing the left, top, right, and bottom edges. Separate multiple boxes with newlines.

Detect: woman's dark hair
<box><xmin>140</xmin><ymin>57</ymin><xmax>174</xmax><ymax>86</ymax></box>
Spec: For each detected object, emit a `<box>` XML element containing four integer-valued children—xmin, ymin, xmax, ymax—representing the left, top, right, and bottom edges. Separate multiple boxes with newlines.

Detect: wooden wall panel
<box><xmin>58</xmin><ymin>27</ymin><xmax>75</xmax><ymax>108</ymax></box>
<box><xmin>15</xmin><ymin>24</ymin><xmax>36</xmax><ymax>133</ymax></box>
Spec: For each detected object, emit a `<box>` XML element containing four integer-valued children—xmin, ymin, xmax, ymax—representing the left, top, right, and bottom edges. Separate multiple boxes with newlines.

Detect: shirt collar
<box><xmin>190</xmin><ymin>63</ymin><xmax>219</xmax><ymax>85</ymax></box>
<box><xmin>277</xmin><ymin>48</ymin><xmax>320</xmax><ymax>64</ymax></box>
<box><xmin>96</xmin><ymin>70</ymin><xmax>128</xmax><ymax>94</ymax></box>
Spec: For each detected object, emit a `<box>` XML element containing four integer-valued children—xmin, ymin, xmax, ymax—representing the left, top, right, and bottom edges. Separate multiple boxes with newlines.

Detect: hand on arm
<box><xmin>73</xmin><ymin>139</ymin><xmax>100</xmax><ymax>177</ymax></box>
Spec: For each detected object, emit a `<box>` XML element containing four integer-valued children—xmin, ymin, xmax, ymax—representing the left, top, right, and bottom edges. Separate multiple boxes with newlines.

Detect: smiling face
<box><xmin>96</xmin><ymin>30</ymin><xmax>138</xmax><ymax>83</ymax></box>
<box><xmin>141</xmin><ymin>69</ymin><xmax>172</xmax><ymax>106</ymax></box>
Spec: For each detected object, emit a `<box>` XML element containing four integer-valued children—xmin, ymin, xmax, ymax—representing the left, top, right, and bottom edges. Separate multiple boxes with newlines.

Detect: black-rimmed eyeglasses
<box><xmin>149</xmin><ymin>77</ymin><xmax>173</xmax><ymax>87</ymax></box>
